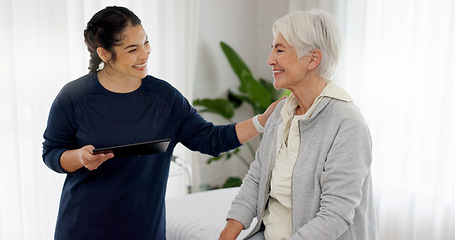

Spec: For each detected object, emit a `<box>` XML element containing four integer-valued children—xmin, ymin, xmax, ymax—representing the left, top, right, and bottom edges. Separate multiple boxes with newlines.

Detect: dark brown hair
<box><xmin>83</xmin><ymin>6</ymin><xmax>142</xmax><ymax>73</ymax></box>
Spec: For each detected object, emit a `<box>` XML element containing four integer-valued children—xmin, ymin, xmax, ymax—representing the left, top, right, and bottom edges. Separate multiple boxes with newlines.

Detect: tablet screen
<box><xmin>92</xmin><ymin>139</ymin><xmax>171</xmax><ymax>158</ymax></box>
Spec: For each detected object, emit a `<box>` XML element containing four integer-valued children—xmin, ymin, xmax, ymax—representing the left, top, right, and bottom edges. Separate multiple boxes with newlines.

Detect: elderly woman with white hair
<box><xmin>219</xmin><ymin>10</ymin><xmax>378</xmax><ymax>240</ymax></box>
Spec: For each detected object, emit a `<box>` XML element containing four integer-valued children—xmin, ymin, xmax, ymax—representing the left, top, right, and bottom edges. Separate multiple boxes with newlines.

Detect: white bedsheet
<box><xmin>166</xmin><ymin>187</ymin><xmax>257</xmax><ymax>240</ymax></box>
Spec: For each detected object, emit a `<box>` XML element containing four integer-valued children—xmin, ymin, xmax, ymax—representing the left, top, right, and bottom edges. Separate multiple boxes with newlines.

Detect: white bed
<box><xmin>166</xmin><ymin>187</ymin><xmax>257</xmax><ymax>240</ymax></box>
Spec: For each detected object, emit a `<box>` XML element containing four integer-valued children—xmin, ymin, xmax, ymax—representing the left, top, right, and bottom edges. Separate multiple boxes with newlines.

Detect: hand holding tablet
<box><xmin>92</xmin><ymin>139</ymin><xmax>171</xmax><ymax>158</ymax></box>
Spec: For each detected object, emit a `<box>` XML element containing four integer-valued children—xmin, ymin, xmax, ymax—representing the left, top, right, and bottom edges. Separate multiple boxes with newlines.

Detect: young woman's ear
<box><xmin>308</xmin><ymin>49</ymin><xmax>322</xmax><ymax>70</ymax></box>
<box><xmin>96</xmin><ymin>47</ymin><xmax>112</xmax><ymax>63</ymax></box>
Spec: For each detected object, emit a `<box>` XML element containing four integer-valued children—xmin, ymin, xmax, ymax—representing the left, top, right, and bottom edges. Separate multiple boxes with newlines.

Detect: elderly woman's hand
<box><xmin>219</xmin><ymin>219</ymin><xmax>244</xmax><ymax>240</ymax></box>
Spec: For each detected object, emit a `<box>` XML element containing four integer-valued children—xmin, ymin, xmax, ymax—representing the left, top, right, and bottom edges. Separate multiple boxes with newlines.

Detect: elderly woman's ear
<box><xmin>308</xmin><ymin>49</ymin><xmax>322</xmax><ymax>70</ymax></box>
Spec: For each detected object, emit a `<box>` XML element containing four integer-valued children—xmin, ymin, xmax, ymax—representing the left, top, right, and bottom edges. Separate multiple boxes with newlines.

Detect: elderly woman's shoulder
<box><xmin>328</xmin><ymin>99</ymin><xmax>369</xmax><ymax>125</ymax></box>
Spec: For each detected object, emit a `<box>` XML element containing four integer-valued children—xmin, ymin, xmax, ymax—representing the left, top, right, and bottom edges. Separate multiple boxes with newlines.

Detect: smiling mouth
<box><xmin>273</xmin><ymin>69</ymin><xmax>284</xmax><ymax>76</ymax></box>
<box><xmin>133</xmin><ymin>62</ymin><xmax>147</xmax><ymax>68</ymax></box>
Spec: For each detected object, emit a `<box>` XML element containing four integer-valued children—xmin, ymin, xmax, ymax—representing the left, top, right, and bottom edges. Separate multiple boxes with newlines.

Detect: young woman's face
<box><xmin>267</xmin><ymin>33</ymin><xmax>309</xmax><ymax>90</ymax></box>
<box><xmin>107</xmin><ymin>24</ymin><xmax>151</xmax><ymax>80</ymax></box>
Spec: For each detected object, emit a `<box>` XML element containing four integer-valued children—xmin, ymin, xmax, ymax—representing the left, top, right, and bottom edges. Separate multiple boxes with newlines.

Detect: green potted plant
<box><xmin>193</xmin><ymin>42</ymin><xmax>289</xmax><ymax>188</ymax></box>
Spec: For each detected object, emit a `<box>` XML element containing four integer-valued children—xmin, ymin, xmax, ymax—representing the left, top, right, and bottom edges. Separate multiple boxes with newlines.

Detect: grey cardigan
<box><xmin>227</xmin><ymin>97</ymin><xmax>378</xmax><ymax>240</ymax></box>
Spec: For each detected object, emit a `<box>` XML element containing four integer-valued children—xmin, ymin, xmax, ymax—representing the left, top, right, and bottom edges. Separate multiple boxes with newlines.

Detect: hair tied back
<box><xmin>87</xmin><ymin>22</ymin><xmax>97</xmax><ymax>32</ymax></box>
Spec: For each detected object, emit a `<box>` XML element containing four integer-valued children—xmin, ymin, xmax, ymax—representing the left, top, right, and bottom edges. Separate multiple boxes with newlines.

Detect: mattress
<box><xmin>166</xmin><ymin>187</ymin><xmax>257</xmax><ymax>239</ymax></box>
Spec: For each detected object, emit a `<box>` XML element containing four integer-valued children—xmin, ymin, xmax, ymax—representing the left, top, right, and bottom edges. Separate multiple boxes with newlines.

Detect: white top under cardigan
<box><xmin>263</xmin><ymin>81</ymin><xmax>353</xmax><ymax>240</ymax></box>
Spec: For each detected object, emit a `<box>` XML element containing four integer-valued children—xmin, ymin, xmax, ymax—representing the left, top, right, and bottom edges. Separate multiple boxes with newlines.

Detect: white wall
<box><xmin>193</xmin><ymin>0</ymin><xmax>289</xmax><ymax>189</ymax></box>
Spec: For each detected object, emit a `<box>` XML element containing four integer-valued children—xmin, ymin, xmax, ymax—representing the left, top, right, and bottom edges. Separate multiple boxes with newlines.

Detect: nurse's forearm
<box><xmin>235</xmin><ymin>114</ymin><xmax>266</xmax><ymax>144</ymax></box>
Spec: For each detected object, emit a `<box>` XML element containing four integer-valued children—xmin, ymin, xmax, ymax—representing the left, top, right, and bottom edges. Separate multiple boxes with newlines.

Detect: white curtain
<box><xmin>341</xmin><ymin>1</ymin><xmax>455</xmax><ymax>239</ymax></box>
<box><xmin>0</xmin><ymin>0</ymin><xmax>198</xmax><ymax>239</ymax></box>
<box><xmin>292</xmin><ymin>0</ymin><xmax>455</xmax><ymax>239</ymax></box>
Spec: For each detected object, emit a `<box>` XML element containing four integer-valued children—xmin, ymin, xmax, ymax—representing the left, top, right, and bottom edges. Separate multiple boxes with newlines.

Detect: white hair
<box><xmin>272</xmin><ymin>10</ymin><xmax>342</xmax><ymax>80</ymax></box>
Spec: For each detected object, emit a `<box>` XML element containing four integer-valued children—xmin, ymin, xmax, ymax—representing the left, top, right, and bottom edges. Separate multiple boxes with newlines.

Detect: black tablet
<box><xmin>92</xmin><ymin>139</ymin><xmax>171</xmax><ymax>158</ymax></box>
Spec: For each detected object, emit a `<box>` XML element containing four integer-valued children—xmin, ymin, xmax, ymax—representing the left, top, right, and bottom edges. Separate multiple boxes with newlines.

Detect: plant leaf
<box><xmin>207</xmin><ymin>154</ymin><xmax>224</xmax><ymax>164</ymax></box>
<box><xmin>222</xmin><ymin>177</ymin><xmax>243</xmax><ymax>188</ymax></box>
<box><xmin>258</xmin><ymin>78</ymin><xmax>279</xmax><ymax>99</ymax></box>
<box><xmin>206</xmin><ymin>148</ymin><xmax>240</xmax><ymax>164</ymax></box>
<box><xmin>227</xmin><ymin>90</ymin><xmax>244</xmax><ymax>108</ymax></box>
<box><xmin>220</xmin><ymin>42</ymin><xmax>253</xmax><ymax>93</ymax></box>
<box><xmin>241</xmin><ymin>72</ymin><xmax>272</xmax><ymax>109</ymax></box>
<box><xmin>193</xmin><ymin>98</ymin><xmax>234</xmax><ymax>119</ymax></box>
<box><xmin>279</xmin><ymin>89</ymin><xmax>292</xmax><ymax>98</ymax></box>
<box><xmin>258</xmin><ymin>78</ymin><xmax>291</xmax><ymax>102</ymax></box>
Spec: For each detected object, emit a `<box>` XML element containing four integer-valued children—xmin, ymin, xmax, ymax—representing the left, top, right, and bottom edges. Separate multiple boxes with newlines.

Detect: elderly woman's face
<box><xmin>267</xmin><ymin>33</ymin><xmax>309</xmax><ymax>90</ymax></box>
